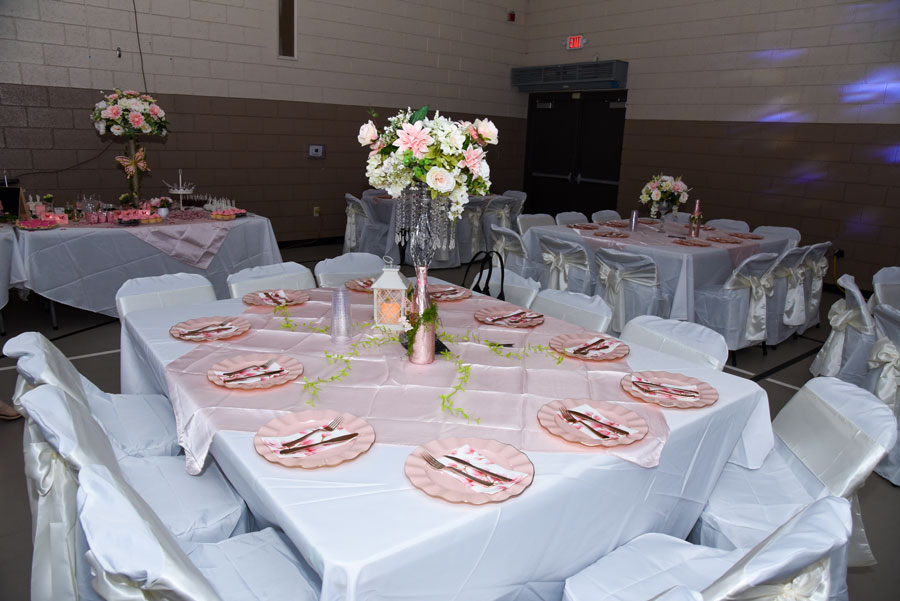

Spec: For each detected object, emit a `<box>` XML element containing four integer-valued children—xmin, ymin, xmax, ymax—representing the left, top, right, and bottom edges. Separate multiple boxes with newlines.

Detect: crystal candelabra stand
<box><xmin>395</xmin><ymin>183</ymin><xmax>456</xmax><ymax>267</ymax></box>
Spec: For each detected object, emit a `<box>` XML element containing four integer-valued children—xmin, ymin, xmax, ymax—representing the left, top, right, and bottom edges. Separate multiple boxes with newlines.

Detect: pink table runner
<box><xmin>164</xmin><ymin>289</ymin><xmax>668</xmax><ymax>474</ymax></box>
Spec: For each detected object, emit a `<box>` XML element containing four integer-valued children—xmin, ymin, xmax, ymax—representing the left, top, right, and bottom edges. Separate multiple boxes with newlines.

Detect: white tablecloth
<box><xmin>0</xmin><ymin>225</ymin><xmax>26</xmax><ymax>310</ymax></box>
<box><xmin>121</xmin><ymin>294</ymin><xmax>774</xmax><ymax>601</ymax></box>
<box><xmin>524</xmin><ymin>224</ymin><xmax>792</xmax><ymax>321</ymax></box>
<box><xmin>16</xmin><ymin>216</ymin><xmax>281</xmax><ymax>316</ymax></box>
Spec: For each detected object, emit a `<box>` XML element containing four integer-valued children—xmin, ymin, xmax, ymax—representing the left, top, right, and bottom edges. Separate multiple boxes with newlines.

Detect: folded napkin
<box><xmin>562</xmin><ymin>403</ymin><xmax>636</xmax><ymax>441</ymax></box>
<box><xmin>486</xmin><ymin>310</ymin><xmax>542</xmax><ymax>325</ymax></box>
<box><xmin>259</xmin><ymin>424</ymin><xmax>353</xmax><ymax>457</ymax></box>
<box><xmin>631</xmin><ymin>374</ymin><xmax>698</xmax><ymax>399</ymax></box>
<box><xmin>214</xmin><ymin>361</ymin><xmax>285</xmax><ymax>384</ymax></box>
<box><xmin>353</xmin><ymin>278</ymin><xmax>373</xmax><ymax>289</ymax></box>
<box><xmin>439</xmin><ymin>444</ymin><xmax>527</xmax><ymax>495</ymax></box>
<box><xmin>173</xmin><ymin>322</ymin><xmax>237</xmax><ymax>341</ymax></box>
<box><xmin>564</xmin><ymin>336</ymin><xmax>620</xmax><ymax>358</ymax></box>
<box><xmin>431</xmin><ymin>287</ymin><xmax>466</xmax><ymax>300</ymax></box>
<box><xmin>257</xmin><ymin>289</ymin><xmax>289</xmax><ymax>305</ymax></box>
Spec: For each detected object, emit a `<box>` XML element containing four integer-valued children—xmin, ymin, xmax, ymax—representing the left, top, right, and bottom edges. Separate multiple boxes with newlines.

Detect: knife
<box><xmin>632</xmin><ymin>380</ymin><xmax>700</xmax><ymax>397</ymax></box>
<box><xmin>442</xmin><ymin>455</ymin><xmax>514</xmax><ymax>482</ymax></box>
<box><xmin>574</xmin><ymin>338</ymin><xmax>609</xmax><ymax>355</ymax></box>
<box><xmin>487</xmin><ymin>310</ymin><xmax>526</xmax><ymax>323</ymax></box>
<box><xmin>567</xmin><ymin>410</ymin><xmax>630</xmax><ymax>436</ymax></box>
<box><xmin>279</xmin><ymin>432</ymin><xmax>358</xmax><ymax>454</ymax></box>
<box><xmin>223</xmin><ymin>369</ymin><xmax>285</xmax><ymax>383</ymax></box>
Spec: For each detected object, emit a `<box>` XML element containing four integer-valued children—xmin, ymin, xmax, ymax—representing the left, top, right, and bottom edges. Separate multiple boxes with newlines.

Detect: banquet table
<box><xmin>16</xmin><ymin>214</ymin><xmax>281</xmax><ymax>316</ymax></box>
<box><xmin>120</xmin><ymin>287</ymin><xmax>774</xmax><ymax>601</ymax></box>
<box><xmin>0</xmin><ymin>224</ymin><xmax>27</xmax><ymax>310</ymax></box>
<box><xmin>523</xmin><ymin>222</ymin><xmax>793</xmax><ymax>321</ymax></box>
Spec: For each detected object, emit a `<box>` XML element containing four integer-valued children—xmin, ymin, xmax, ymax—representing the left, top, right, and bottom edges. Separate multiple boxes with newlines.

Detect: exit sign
<box><xmin>566</xmin><ymin>35</ymin><xmax>586</xmax><ymax>50</ymax></box>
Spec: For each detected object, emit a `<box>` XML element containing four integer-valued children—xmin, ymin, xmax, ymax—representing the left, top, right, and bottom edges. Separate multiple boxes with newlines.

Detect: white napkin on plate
<box><xmin>260</xmin><ymin>424</ymin><xmax>353</xmax><ymax>457</ymax></box>
<box><xmin>631</xmin><ymin>374</ymin><xmax>698</xmax><ymax>398</ymax></box>
<box><xmin>565</xmin><ymin>336</ymin><xmax>620</xmax><ymax>357</ymax></box>
<box><xmin>174</xmin><ymin>322</ymin><xmax>237</xmax><ymax>340</ymax></box>
<box><xmin>214</xmin><ymin>361</ymin><xmax>284</xmax><ymax>384</ymax></box>
<box><xmin>258</xmin><ymin>289</ymin><xmax>288</xmax><ymax>304</ymax></box>
<box><xmin>438</xmin><ymin>444</ymin><xmax>526</xmax><ymax>495</ymax></box>
<box><xmin>562</xmin><ymin>403</ymin><xmax>636</xmax><ymax>440</ymax></box>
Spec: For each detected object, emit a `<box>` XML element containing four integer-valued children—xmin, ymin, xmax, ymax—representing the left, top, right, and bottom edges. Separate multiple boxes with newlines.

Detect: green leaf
<box><xmin>410</xmin><ymin>105</ymin><xmax>428</xmax><ymax>124</ymax></box>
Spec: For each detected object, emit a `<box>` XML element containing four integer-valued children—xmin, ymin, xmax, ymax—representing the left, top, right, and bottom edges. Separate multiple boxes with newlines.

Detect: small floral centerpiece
<box><xmin>639</xmin><ymin>174</ymin><xmax>689</xmax><ymax>218</ymax></box>
<box><xmin>150</xmin><ymin>196</ymin><xmax>172</xmax><ymax>209</ymax></box>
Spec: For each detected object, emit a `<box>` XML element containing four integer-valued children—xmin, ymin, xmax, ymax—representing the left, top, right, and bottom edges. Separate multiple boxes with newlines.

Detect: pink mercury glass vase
<box><xmin>409</xmin><ymin>265</ymin><xmax>435</xmax><ymax>365</ymax></box>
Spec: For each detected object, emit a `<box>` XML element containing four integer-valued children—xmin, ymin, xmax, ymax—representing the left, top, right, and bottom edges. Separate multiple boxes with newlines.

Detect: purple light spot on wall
<box><xmin>867</xmin><ymin>66</ymin><xmax>900</xmax><ymax>84</ymax></box>
<box><xmin>759</xmin><ymin>110</ymin><xmax>804</xmax><ymax>122</ymax></box>
<box><xmin>751</xmin><ymin>49</ymin><xmax>806</xmax><ymax>62</ymax></box>
<box><xmin>877</xmin><ymin>145</ymin><xmax>900</xmax><ymax>164</ymax></box>
<box><xmin>843</xmin><ymin>82</ymin><xmax>887</xmax><ymax>103</ymax></box>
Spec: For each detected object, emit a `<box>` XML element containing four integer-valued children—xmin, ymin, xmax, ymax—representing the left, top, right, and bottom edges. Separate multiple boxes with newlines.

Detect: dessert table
<box><xmin>120</xmin><ymin>287</ymin><xmax>774</xmax><ymax>601</ymax></box>
<box><xmin>523</xmin><ymin>222</ymin><xmax>793</xmax><ymax>321</ymax></box>
<box><xmin>15</xmin><ymin>213</ymin><xmax>281</xmax><ymax>316</ymax></box>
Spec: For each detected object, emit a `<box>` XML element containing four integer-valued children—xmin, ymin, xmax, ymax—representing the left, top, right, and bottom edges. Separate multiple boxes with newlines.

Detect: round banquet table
<box><xmin>121</xmin><ymin>288</ymin><xmax>775</xmax><ymax>601</ymax></box>
<box><xmin>0</xmin><ymin>224</ymin><xmax>27</xmax><ymax>311</ymax></box>
<box><xmin>16</xmin><ymin>214</ymin><xmax>281</xmax><ymax>316</ymax></box>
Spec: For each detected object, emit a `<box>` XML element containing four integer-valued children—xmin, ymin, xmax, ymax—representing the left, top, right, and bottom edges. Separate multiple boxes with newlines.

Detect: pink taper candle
<box><xmin>694</xmin><ymin>199</ymin><xmax>701</xmax><ymax>216</ymax></box>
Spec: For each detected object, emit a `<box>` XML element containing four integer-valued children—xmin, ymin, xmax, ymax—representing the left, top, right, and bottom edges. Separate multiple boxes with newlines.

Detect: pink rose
<box><xmin>393</xmin><ymin>121</ymin><xmax>433</xmax><ymax>159</ymax></box>
<box><xmin>108</xmin><ymin>93</ymin><xmax>119</xmax><ymax>100</ymax></box>
<box><xmin>474</xmin><ymin>119</ymin><xmax>498</xmax><ymax>145</ymax></box>
<box><xmin>123</xmin><ymin>90</ymin><xmax>139</xmax><ymax>96</ymax></box>
<box><xmin>129</xmin><ymin>112</ymin><xmax>145</xmax><ymax>128</ymax></box>
<box><xmin>462</xmin><ymin>144</ymin><xmax>484</xmax><ymax>174</ymax></box>
<box><xmin>357</xmin><ymin>120</ymin><xmax>378</xmax><ymax>146</ymax></box>
<box><xmin>102</xmin><ymin>105</ymin><xmax>122</xmax><ymax>119</ymax></box>
<box><xmin>368</xmin><ymin>139</ymin><xmax>385</xmax><ymax>157</ymax></box>
<box><xmin>149</xmin><ymin>104</ymin><xmax>165</xmax><ymax>118</ymax></box>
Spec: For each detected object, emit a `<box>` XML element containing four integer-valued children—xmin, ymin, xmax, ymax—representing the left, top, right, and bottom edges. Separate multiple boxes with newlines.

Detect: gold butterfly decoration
<box><xmin>115</xmin><ymin>147</ymin><xmax>150</xmax><ymax>178</ymax></box>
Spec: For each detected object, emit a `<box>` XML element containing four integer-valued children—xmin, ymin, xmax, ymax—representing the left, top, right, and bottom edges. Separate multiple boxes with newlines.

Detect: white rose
<box><xmin>650</xmin><ymin>189</ymin><xmax>661</xmax><ymax>201</ymax></box>
<box><xmin>426</xmin><ymin>166</ymin><xmax>456</xmax><ymax>194</ymax></box>
<box><xmin>679</xmin><ymin>192</ymin><xmax>689</xmax><ymax>203</ymax></box>
<box><xmin>479</xmin><ymin>160</ymin><xmax>490</xmax><ymax>181</ymax></box>
<box><xmin>357</xmin><ymin>120</ymin><xmax>378</xmax><ymax>146</ymax></box>
<box><xmin>110</xmin><ymin>124</ymin><xmax>124</xmax><ymax>136</ymax></box>
<box><xmin>94</xmin><ymin>120</ymin><xmax>106</xmax><ymax>135</ymax></box>
<box><xmin>474</xmin><ymin>118</ymin><xmax>499</xmax><ymax>144</ymax></box>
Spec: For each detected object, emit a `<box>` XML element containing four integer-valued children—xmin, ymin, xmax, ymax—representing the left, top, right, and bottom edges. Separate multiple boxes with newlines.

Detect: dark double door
<box><xmin>523</xmin><ymin>90</ymin><xmax>627</xmax><ymax>216</ymax></box>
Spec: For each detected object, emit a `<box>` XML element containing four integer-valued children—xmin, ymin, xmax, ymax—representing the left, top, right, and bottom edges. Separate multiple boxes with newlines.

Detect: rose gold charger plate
<box><xmin>169</xmin><ymin>316</ymin><xmax>251</xmax><ymax>342</ymax></box>
<box><xmin>620</xmin><ymin>370</ymin><xmax>718</xmax><ymax>409</ymax></box>
<box><xmin>672</xmin><ymin>239</ymin><xmax>711</xmax><ymax>247</ymax></box>
<box><xmin>684</xmin><ymin>224</ymin><xmax>715</xmax><ymax>231</ymax></box>
<box><xmin>474</xmin><ymin>307</ymin><xmax>545</xmax><ymax>328</ymax></box>
<box><xmin>707</xmin><ymin>236</ymin><xmax>742</xmax><ymax>244</ymax></box>
<box><xmin>207</xmin><ymin>353</ymin><xmax>304</xmax><ymax>389</ymax></box>
<box><xmin>537</xmin><ymin>399</ymin><xmax>649</xmax><ymax>447</ymax></box>
<box><xmin>404</xmin><ymin>437</ymin><xmax>534</xmax><ymax>504</ymax></box>
<box><xmin>638</xmin><ymin>218</ymin><xmax>658</xmax><ymax>225</ymax></box>
<box><xmin>595</xmin><ymin>231</ymin><xmax>629</xmax><ymax>238</ymax></box>
<box><xmin>345</xmin><ymin>278</ymin><xmax>375</xmax><ymax>293</ymax></box>
<box><xmin>549</xmin><ymin>333</ymin><xmax>630</xmax><ymax>361</ymax></box>
<box><xmin>600</xmin><ymin>220</ymin><xmax>629</xmax><ymax>228</ymax></box>
<box><xmin>242</xmin><ymin>289</ymin><xmax>310</xmax><ymax>306</ymax></box>
<box><xmin>428</xmin><ymin>284</ymin><xmax>472</xmax><ymax>302</ymax></box>
<box><xmin>566</xmin><ymin>223</ymin><xmax>599</xmax><ymax>230</ymax></box>
<box><xmin>730</xmin><ymin>232</ymin><xmax>763</xmax><ymax>240</ymax></box>
<box><xmin>253</xmin><ymin>409</ymin><xmax>375</xmax><ymax>469</ymax></box>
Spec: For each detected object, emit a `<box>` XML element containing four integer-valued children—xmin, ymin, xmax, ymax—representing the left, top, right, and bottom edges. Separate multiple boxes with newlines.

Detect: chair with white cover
<box><xmin>457</xmin><ymin>196</ymin><xmax>491</xmax><ymax>263</ymax></box>
<box><xmin>227</xmin><ymin>262</ymin><xmax>315</xmax><ymax>298</ymax></box>
<box><xmin>503</xmin><ymin>189</ymin><xmax>527</xmax><ymax>203</ymax></box>
<box><xmin>344</xmin><ymin>193</ymin><xmax>389</xmax><ymax>256</ymax></box>
<box><xmin>517</xmin><ymin>212</ymin><xmax>555</xmax><ymax>234</ymax></box>
<box><xmin>469</xmin><ymin>268</ymin><xmax>540</xmax><ymax>309</ymax></box>
<box><xmin>594</xmin><ymin>248</ymin><xmax>669</xmax><ymax>334</ymax></box>
<box><xmin>360</xmin><ymin>188</ymin><xmax>387</xmax><ymax>202</ymax></box>
<box><xmin>314</xmin><ymin>252</ymin><xmax>385</xmax><ymax>287</ymax></box>
<box><xmin>531</xmin><ymin>289</ymin><xmax>612</xmax><ymax>333</ymax></box>
<box><xmin>115</xmin><ymin>273</ymin><xmax>216</xmax><ymax>319</ymax></box>
<box><xmin>591</xmin><ymin>209</ymin><xmax>621</xmax><ymax>222</ymax></box>
<box><xmin>4</xmin><ymin>331</ymin><xmax>179</xmax><ymax>459</ymax></box>
<box><xmin>764</xmin><ymin>247</ymin><xmax>810</xmax><ymax>346</ymax></box>
<box><xmin>532</xmin><ymin>230</ymin><xmax>592</xmax><ymax>294</ymax></box>
<box><xmin>799</xmin><ymin>241</ymin><xmax>832</xmax><ymax>334</ymax></box>
<box><xmin>707</xmin><ymin>218</ymin><xmax>750</xmax><ymax>232</ymax></box>
<box><xmin>868</xmin><ymin>265</ymin><xmax>900</xmax><ymax>310</ymax></box>
<box><xmin>866</xmin><ymin>303</ymin><xmax>900</xmax><ymax>485</ymax></box>
<box><xmin>693</xmin><ymin>252</ymin><xmax>780</xmax><ymax>352</ymax></box>
<box><xmin>620</xmin><ymin>315</ymin><xmax>728</xmax><ymax>371</ymax></box>
<box><xmin>18</xmin><ymin>385</ymin><xmax>251</xmax><ymax>601</ymax></box>
<box><xmin>693</xmin><ymin>377</ymin><xmax>896</xmax><ymax>578</ymax></box>
<box><xmin>482</xmin><ymin>195</ymin><xmax>520</xmax><ymax>251</ymax></box>
<box><xmin>489</xmin><ymin>225</ymin><xmax>536</xmax><ymax>279</ymax></box>
<box><xmin>565</xmin><ymin>496</ymin><xmax>852</xmax><ymax>601</ymax></box>
<box><xmin>809</xmin><ymin>274</ymin><xmax>876</xmax><ymax>386</ymax></box>
<box><xmin>78</xmin><ymin>463</ymin><xmax>319</xmax><ymax>601</ymax></box>
<box><xmin>667</xmin><ymin>211</ymin><xmax>691</xmax><ymax>224</ymax></box>
<box><xmin>555</xmin><ymin>211</ymin><xmax>588</xmax><ymax>226</ymax></box>
<box><xmin>754</xmin><ymin>225</ymin><xmax>801</xmax><ymax>248</ymax></box>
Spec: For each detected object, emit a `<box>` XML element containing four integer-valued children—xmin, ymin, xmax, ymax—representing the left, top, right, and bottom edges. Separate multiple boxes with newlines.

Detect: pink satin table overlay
<box><xmin>165</xmin><ymin>288</ymin><xmax>669</xmax><ymax>474</ymax></box>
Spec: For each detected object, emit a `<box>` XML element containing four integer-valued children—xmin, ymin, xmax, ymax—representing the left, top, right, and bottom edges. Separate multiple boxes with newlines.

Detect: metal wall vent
<box><xmin>511</xmin><ymin>60</ymin><xmax>628</xmax><ymax>92</ymax></box>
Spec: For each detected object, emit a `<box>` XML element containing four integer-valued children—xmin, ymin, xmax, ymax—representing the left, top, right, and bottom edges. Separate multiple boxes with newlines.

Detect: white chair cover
<box><xmin>490</xmin><ymin>224</ymin><xmax>537</xmax><ymax>280</ymax></box>
<box><xmin>555</xmin><ymin>211</ymin><xmax>588</xmax><ymax>226</ymax></box>
<box><xmin>503</xmin><ymin>189</ymin><xmax>527</xmax><ymax>202</ymax></box>
<box><xmin>344</xmin><ymin>193</ymin><xmax>390</xmax><ymax>257</ymax></box>
<box><xmin>469</xmin><ymin>268</ymin><xmax>540</xmax><ymax>309</ymax></box>
<box><xmin>533</xmin><ymin>231</ymin><xmax>591</xmax><ymax>293</ymax></box>
<box><xmin>868</xmin><ymin>303</ymin><xmax>900</xmax><ymax>485</ymax></box>
<box><xmin>517</xmin><ymin>212</ymin><xmax>555</xmax><ymax>234</ymax></box>
<box><xmin>694</xmin><ymin>253</ymin><xmax>779</xmax><ymax>351</ymax></box>
<box><xmin>4</xmin><ymin>331</ymin><xmax>180</xmax><ymax>459</ymax></box>
<box><xmin>867</xmin><ymin>266</ymin><xmax>900</xmax><ymax>310</ymax></box>
<box><xmin>343</xmin><ymin>193</ymin><xmax>367</xmax><ymax>253</ymax></box>
<box><xmin>594</xmin><ymin>247</ymin><xmax>668</xmax><ymax>333</ymax></box>
<box><xmin>565</xmin><ymin>497</ymin><xmax>851</xmax><ymax>601</ymax></box>
<box><xmin>78</xmin><ymin>464</ymin><xmax>319</xmax><ymax>601</ymax></box>
<box><xmin>810</xmin><ymin>274</ymin><xmax>876</xmax><ymax>386</ymax></box>
<box><xmin>620</xmin><ymin>315</ymin><xmax>728</xmax><ymax>371</ymax></box>
<box><xmin>694</xmin><ymin>377</ymin><xmax>895</xmax><ymax>575</ymax></box>
<box><xmin>754</xmin><ymin>226</ymin><xmax>801</xmax><ymax>249</ymax></box>
<box><xmin>591</xmin><ymin>209</ymin><xmax>622</xmax><ymax>222</ymax></box>
<box><xmin>226</xmin><ymin>262</ymin><xmax>316</xmax><ymax>298</ymax></box>
<box><xmin>531</xmin><ymin>289</ymin><xmax>612</xmax><ymax>333</ymax></box>
<box><xmin>314</xmin><ymin>252</ymin><xmax>385</xmax><ymax>287</ymax></box>
<box><xmin>800</xmin><ymin>242</ymin><xmax>831</xmax><ymax>334</ymax></box>
<box><xmin>667</xmin><ymin>211</ymin><xmax>691</xmax><ymax>224</ymax></box>
<box><xmin>765</xmin><ymin>247</ymin><xmax>809</xmax><ymax>345</ymax></box>
<box><xmin>707</xmin><ymin>219</ymin><xmax>750</xmax><ymax>232</ymax></box>
<box><xmin>457</xmin><ymin>197</ymin><xmax>491</xmax><ymax>263</ymax></box>
<box><xmin>115</xmin><ymin>273</ymin><xmax>216</xmax><ymax>318</ymax></box>
<box><xmin>482</xmin><ymin>195</ymin><xmax>520</xmax><ymax>251</ymax></box>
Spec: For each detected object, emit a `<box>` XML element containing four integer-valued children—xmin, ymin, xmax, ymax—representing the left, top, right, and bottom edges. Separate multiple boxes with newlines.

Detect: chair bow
<box><xmin>539</xmin><ymin>242</ymin><xmax>589</xmax><ymax>292</ymax></box>
<box><xmin>868</xmin><ymin>337</ymin><xmax>900</xmax><ymax>416</ymax></box>
<box><xmin>345</xmin><ymin>203</ymin><xmax>366</xmax><ymax>251</ymax></box>
<box><xmin>809</xmin><ymin>299</ymin><xmax>876</xmax><ymax>377</ymax></box>
<box><xmin>775</xmin><ymin>265</ymin><xmax>807</xmax><ymax>326</ymax></box>
<box><xmin>726</xmin><ymin>272</ymin><xmax>775</xmax><ymax>342</ymax></box>
<box><xmin>492</xmin><ymin>235</ymin><xmax>523</xmax><ymax>262</ymax></box>
<box><xmin>495</xmin><ymin>205</ymin><xmax>512</xmax><ymax>229</ymax></box>
<box><xmin>596</xmin><ymin>259</ymin><xmax>659</xmax><ymax>332</ymax></box>
<box><xmin>805</xmin><ymin>257</ymin><xmax>829</xmax><ymax>323</ymax></box>
<box><xmin>114</xmin><ymin>147</ymin><xmax>150</xmax><ymax>178</ymax></box>
<box><xmin>720</xmin><ymin>558</ymin><xmax>830</xmax><ymax>601</ymax></box>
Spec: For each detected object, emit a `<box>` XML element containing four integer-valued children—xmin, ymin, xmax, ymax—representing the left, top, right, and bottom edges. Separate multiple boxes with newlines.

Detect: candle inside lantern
<box><xmin>379</xmin><ymin>301</ymin><xmax>401</xmax><ymax>324</ymax></box>
<box><xmin>694</xmin><ymin>199</ymin><xmax>701</xmax><ymax>216</ymax></box>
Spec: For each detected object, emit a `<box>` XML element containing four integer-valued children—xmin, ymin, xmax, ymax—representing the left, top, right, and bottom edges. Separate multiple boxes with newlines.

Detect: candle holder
<box><xmin>372</xmin><ymin>258</ymin><xmax>409</xmax><ymax>330</ymax></box>
<box><xmin>689</xmin><ymin>213</ymin><xmax>702</xmax><ymax>238</ymax></box>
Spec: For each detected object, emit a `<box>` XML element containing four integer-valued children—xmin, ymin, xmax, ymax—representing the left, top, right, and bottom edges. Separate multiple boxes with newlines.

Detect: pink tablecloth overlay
<box><xmin>164</xmin><ymin>289</ymin><xmax>669</xmax><ymax>474</ymax></box>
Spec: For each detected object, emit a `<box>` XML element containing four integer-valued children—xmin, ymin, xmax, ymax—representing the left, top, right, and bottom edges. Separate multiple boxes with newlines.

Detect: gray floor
<box><xmin>1</xmin><ymin>245</ymin><xmax>897</xmax><ymax>599</ymax></box>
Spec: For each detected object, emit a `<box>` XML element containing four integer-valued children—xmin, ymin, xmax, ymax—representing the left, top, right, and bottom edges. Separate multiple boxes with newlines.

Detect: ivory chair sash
<box><xmin>482</xmin><ymin>195</ymin><xmax>520</xmax><ymax>251</ymax></box>
<box><xmin>531</xmin><ymin>289</ymin><xmax>612</xmax><ymax>333</ymax></box>
<box><xmin>490</xmin><ymin>224</ymin><xmax>538</xmax><ymax>280</ymax></box>
<box><xmin>620</xmin><ymin>315</ymin><xmax>728</xmax><ymax>371</ymax></box>
<box><xmin>226</xmin><ymin>262</ymin><xmax>315</xmax><ymax>298</ymax></box>
<box><xmin>534</xmin><ymin>231</ymin><xmax>591</xmax><ymax>293</ymax></box>
<box><xmin>867</xmin><ymin>303</ymin><xmax>900</xmax><ymax>485</ymax></box>
<box><xmin>78</xmin><ymin>464</ymin><xmax>319</xmax><ymax>601</ymax></box>
<box><xmin>555</xmin><ymin>211</ymin><xmax>588</xmax><ymax>226</ymax></box>
<box><xmin>765</xmin><ymin>247</ymin><xmax>809</xmax><ymax>345</ymax></box>
<box><xmin>517</xmin><ymin>213</ymin><xmax>555</xmax><ymax>234</ymax></box>
<box><xmin>867</xmin><ymin>266</ymin><xmax>900</xmax><ymax>310</ymax></box>
<box><xmin>313</xmin><ymin>252</ymin><xmax>385</xmax><ymax>287</ymax></box>
<box><xmin>800</xmin><ymin>242</ymin><xmax>832</xmax><ymax>334</ymax></box>
<box><xmin>707</xmin><ymin>219</ymin><xmax>750</xmax><ymax>232</ymax></box>
<box><xmin>469</xmin><ymin>268</ymin><xmax>540</xmax><ymax>309</ymax></box>
<box><xmin>115</xmin><ymin>273</ymin><xmax>216</xmax><ymax>319</ymax></box>
<box><xmin>810</xmin><ymin>274</ymin><xmax>876</xmax><ymax>386</ymax></box>
<box><xmin>594</xmin><ymin>247</ymin><xmax>668</xmax><ymax>334</ymax></box>
<box><xmin>343</xmin><ymin>194</ymin><xmax>368</xmax><ymax>253</ymax></box>
<box><xmin>754</xmin><ymin>226</ymin><xmax>801</xmax><ymax>249</ymax></box>
<box><xmin>591</xmin><ymin>209</ymin><xmax>621</xmax><ymax>222</ymax></box>
<box><xmin>565</xmin><ymin>497</ymin><xmax>851</xmax><ymax>601</ymax></box>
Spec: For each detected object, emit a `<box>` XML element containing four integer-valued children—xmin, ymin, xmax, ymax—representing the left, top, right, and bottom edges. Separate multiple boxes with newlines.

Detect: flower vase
<box><xmin>409</xmin><ymin>265</ymin><xmax>435</xmax><ymax>365</ymax></box>
<box><xmin>157</xmin><ymin>207</ymin><xmax>169</xmax><ymax>219</ymax></box>
<box><xmin>689</xmin><ymin>220</ymin><xmax>700</xmax><ymax>238</ymax></box>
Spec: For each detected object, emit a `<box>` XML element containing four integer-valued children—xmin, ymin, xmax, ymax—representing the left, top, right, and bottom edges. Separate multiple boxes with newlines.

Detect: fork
<box><xmin>183</xmin><ymin>319</ymin><xmax>231</xmax><ymax>335</ymax></box>
<box><xmin>559</xmin><ymin>408</ymin><xmax>609</xmax><ymax>439</ymax></box>
<box><xmin>282</xmin><ymin>416</ymin><xmax>344</xmax><ymax>448</ymax></box>
<box><xmin>222</xmin><ymin>358</ymin><xmax>276</xmax><ymax>377</ymax></box>
<box><xmin>574</xmin><ymin>338</ymin><xmax>609</xmax><ymax>356</ymax></box>
<box><xmin>421</xmin><ymin>452</ymin><xmax>494</xmax><ymax>487</ymax></box>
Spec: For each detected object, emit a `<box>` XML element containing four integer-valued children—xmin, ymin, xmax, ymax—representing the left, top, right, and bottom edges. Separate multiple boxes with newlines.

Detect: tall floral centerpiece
<box><xmin>358</xmin><ymin>106</ymin><xmax>498</xmax><ymax>363</ymax></box>
<box><xmin>639</xmin><ymin>174</ymin><xmax>689</xmax><ymax>219</ymax></box>
<box><xmin>92</xmin><ymin>89</ymin><xmax>168</xmax><ymax>206</ymax></box>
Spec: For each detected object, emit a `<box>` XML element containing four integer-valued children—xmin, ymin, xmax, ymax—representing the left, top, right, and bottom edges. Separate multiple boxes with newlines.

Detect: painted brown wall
<box><xmin>0</xmin><ymin>83</ymin><xmax>527</xmax><ymax>242</ymax></box>
<box><xmin>617</xmin><ymin>119</ymin><xmax>900</xmax><ymax>284</ymax></box>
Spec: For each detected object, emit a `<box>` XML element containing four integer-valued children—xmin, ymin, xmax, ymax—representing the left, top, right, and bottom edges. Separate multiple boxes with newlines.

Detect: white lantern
<box><xmin>372</xmin><ymin>261</ymin><xmax>409</xmax><ymax>330</ymax></box>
